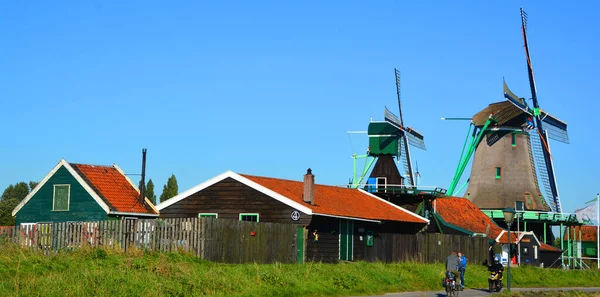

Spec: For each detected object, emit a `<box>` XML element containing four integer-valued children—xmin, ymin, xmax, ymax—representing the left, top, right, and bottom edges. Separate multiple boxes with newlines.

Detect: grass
<box><xmin>0</xmin><ymin>240</ymin><xmax>598</xmax><ymax>297</ymax></box>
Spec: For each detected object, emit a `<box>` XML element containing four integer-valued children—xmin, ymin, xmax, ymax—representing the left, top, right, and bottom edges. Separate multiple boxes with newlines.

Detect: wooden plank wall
<box><xmin>364</xmin><ymin>233</ymin><xmax>489</xmax><ymax>264</ymax></box>
<box><xmin>0</xmin><ymin>218</ymin><xmax>297</xmax><ymax>264</ymax></box>
<box><xmin>1</xmin><ymin>221</ymin><xmax>488</xmax><ymax>265</ymax></box>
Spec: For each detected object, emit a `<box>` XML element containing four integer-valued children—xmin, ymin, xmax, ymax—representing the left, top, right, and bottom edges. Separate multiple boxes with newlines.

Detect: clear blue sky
<box><xmin>1</xmin><ymin>1</ymin><xmax>598</xmax><ymax>216</ymax></box>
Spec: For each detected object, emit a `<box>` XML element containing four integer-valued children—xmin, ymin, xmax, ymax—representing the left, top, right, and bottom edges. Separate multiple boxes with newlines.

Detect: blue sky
<box><xmin>1</xmin><ymin>1</ymin><xmax>598</xmax><ymax>216</ymax></box>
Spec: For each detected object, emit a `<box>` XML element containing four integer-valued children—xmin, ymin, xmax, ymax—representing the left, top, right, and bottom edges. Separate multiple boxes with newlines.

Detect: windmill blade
<box><xmin>540</xmin><ymin>111</ymin><xmax>569</xmax><ymax>143</ymax></box>
<box><xmin>399</xmin><ymin>134</ymin><xmax>415</xmax><ymax>186</ymax></box>
<box><xmin>529</xmin><ymin>130</ymin><xmax>561</xmax><ymax>212</ymax></box>
<box><xmin>406</xmin><ymin>127</ymin><xmax>426</xmax><ymax>150</ymax></box>
<box><xmin>384</xmin><ymin>106</ymin><xmax>402</xmax><ymax>130</ymax></box>
<box><xmin>503</xmin><ymin>80</ymin><xmax>532</xmax><ymax>114</ymax></box>
<box><xmin>395</xmin><ymin>68</ymin><xmax>405</xmax><ymax>126</ymax></box>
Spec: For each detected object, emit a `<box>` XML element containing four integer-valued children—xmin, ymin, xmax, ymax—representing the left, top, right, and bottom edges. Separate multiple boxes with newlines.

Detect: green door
<box><xmin>339</xmin><ymin>219</ymin><xmax>354</xmax><ymax>261</ymax></box>
<box><xmin>296</xmin><ymin>227</ymin><xmax>305</xmax><ymax>263</ymax></box>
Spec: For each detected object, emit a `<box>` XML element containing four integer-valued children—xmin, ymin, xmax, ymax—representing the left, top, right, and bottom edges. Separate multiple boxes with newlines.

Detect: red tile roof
<box><xmin>435</xmin><ymin>197</ymin><xmax>505</xmax><ymax>238</ymax></box>
<box><xmin>71</xmin><ymin>164</ymin><xmax>156</xmax><ymax>214</ymax></box>
<box><xmin>563</xmin><ymin>225</ymin><xmax>598</xmax><ymax>242</ymax></box>
<box><xmin>540</xmin><ymin>243</ymin><xmax>562</xmax><ymax>252</ymax></box>
<box><xmin>241</xmin><ymin>174</ymin><xmax>427</xmax><ymax>224</ymax></box>
<box><xmin>496</xmin><ymin>231</ymin><xmax>526</xmax><ymax>244</ymax></box>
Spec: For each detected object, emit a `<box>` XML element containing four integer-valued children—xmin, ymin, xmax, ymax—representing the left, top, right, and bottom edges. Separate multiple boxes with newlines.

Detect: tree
<box><xmin>138</xmin><ymin>179</ymin><xmax>157</xmax><ymax>205</ymax></box>
<box><xmin>159</xmin><ymin>174</ymin><xmax>178</xmax><ymax>203</ymax></box>
<box><xmin>1</xmin><ymin>182</ymin><xmax>30</xmax><ymax>202</ymax></box>
<box><xmin>146</xmin><ymin>179</ymin><xmax>156</xmax><ymax>205</ymax></box>
<box><xmin>29</xmin><ymin>181</ymin><xmax>39</xmax><ymax>192</ymax></box>
<box><xmin>0</xmin><ymin>182</ymin><xmax>36</xmax><ymax>226</ymax></box>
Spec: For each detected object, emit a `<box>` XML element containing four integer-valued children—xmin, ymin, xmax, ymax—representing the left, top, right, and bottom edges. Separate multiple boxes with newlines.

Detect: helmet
<box><xmin>494</xmin><ymin>256</ymin><xmax>500</xmax><ymax>263</ymax></box>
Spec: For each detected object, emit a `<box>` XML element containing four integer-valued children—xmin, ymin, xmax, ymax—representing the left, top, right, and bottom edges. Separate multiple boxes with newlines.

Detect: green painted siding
<box><xmin>15</xmin><ymin>166</ymin><xmax>108</xmax><ymax>225</ymax></box>
<box><xmin>368</xmin><ymin>122</ymin><xmax>398</xmax><ymax>156</ymax></box>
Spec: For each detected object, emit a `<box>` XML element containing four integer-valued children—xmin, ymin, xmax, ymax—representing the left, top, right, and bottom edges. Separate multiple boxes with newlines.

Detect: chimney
<box><xmin>303</xmin><ymin>168</ymin><xmax>314</xmax><ymax>205</ymax></box>
<box><xmin>140</xmin><ymin>148</ymin><xmax>147</xmax><ymax>204</ymax></box>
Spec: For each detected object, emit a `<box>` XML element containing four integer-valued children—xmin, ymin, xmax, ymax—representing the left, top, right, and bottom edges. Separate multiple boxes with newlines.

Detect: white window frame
<box><xmin>52</xmin><ymin>184</ymin><xmax>71</xmax><ymax>211</ymax></box>
<box><xmin>199</xmin><ymin>213</ymin><xmax>218</xmax><ymax>218</ymax></box>
<box><xmin>239</xmin><ymin>213</ymin><xmax>259</xmax><ymax>222</ymax></box>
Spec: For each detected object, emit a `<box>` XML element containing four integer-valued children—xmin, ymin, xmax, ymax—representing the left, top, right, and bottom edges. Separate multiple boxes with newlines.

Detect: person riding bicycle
<box><xmin>445</xmin><ymin>250</ymin><xmax>462</xmax><ymax>286</ymax></box>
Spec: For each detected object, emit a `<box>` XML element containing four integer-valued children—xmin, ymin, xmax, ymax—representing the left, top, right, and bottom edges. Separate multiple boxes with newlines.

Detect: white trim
<box><xmin>199</xmin><ymin>213</ymin><xmax>218</xmax><ymax>218</ymax></box>
<box><xmin>52</xmin><ymin>184</ymin><xmax>71</xmax><ymax>211</ymax></box>
<box><xmin>156</xmin><ymin>170</ymin><xmax>314</xmax><ymax>215</ymax></box>
<box><xmin>358</xmin><ymin>188</ymin><xmax>430</xmax><ymax>224</ymax></box>
<box><xmin>239</xmin><ymin>213</ymin><xmax>259</xmax><ymax>222</ymax></box>
<box><xmin>109</xmin><ymin>211</ymin><xmax>159</xmax><ymax>217</ymax></box>
<box><xmin>113</xmin><ymin>164</ymin><xmax>159</xmax><ymax>214</ymax></box>
<box><xmin>12</xmin><ymin>159</ymin><xmax>111</xmax><ymax>216</ymax></box>
<box><xmin>495</xmin><ymin>230</ymin><xmax>541</xmax><ymax>246</ymax></box>
<box><xmin>314</xmin><ymin>212</ymin><xmax>381</xmax><ymax>223</ymax></box>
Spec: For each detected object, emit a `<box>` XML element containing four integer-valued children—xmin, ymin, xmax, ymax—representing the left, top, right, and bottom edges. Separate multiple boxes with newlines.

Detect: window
<box><xmin>199</xmin><ymin>213</ymin><xmax>218</xmax><ymax>219</ymax></box>
<box><xmin>53</xmin><ymin>184</ymin><xmax>70</xmax><ymax>211</ymax></box>
<box><xmin>495</xmin><ymin>167</ymin><xmax>501</xmax><ymax>179</ymax></box>
<box><xmin>239</xmin><ymin>213</ymin><xmax>259</xmax><ymax>222</ymax></box>
<box><xmin>515</xmin><ymin>201</ymin><xmax>524</xmax><ymax>211</ymax></box>
<box><xmin>376</xmin><ymin>177</ymin><xmax>387</xmax><ymax>193</ymax></box>
<box><xmin>511</xmin><ymin>133</ymin><xmax>517</xmax><ymax>147</ymax></box>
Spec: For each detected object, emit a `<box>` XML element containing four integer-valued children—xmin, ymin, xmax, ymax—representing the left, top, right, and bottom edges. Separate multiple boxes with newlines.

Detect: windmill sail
<box><xmin>540</xmin><ymin>111</ymin><xmax>569</xmax><ymax>143</ymax></box>
<box><xmin>503</xmin><ymin>80</ymin><xmax>530</xmax><ymax>113</ymax></box>
<box><xmin>529</xmin><ymin>130</ymin><xmax>559</xmax><ymax>212</ymax></box>
<box><xmin>521</xmin><ymin>7</ymin><xmax>562</xmax><ymax>213</ymax></box>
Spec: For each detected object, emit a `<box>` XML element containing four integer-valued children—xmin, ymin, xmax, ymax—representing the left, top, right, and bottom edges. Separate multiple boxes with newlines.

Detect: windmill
<box><xmin>349</xmin><ymin>69</ymin><xmax>426</xmax><ymax>190</ymax></box>
<box><xmin>447</xmin><ymin>8</ymin><xmax>569</xmax><ymax>213</ymax></box>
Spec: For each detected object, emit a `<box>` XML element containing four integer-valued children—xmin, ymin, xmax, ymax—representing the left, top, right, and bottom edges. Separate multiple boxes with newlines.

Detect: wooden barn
<box><xmin>157</xmin><ymin>169</ymin><xmax>430</xmax><ymax>263</ymax></box>
<box><xmin>12</xmin><ymin>159</ymin><xmax>158</xmax><ymax>225</ymax></box>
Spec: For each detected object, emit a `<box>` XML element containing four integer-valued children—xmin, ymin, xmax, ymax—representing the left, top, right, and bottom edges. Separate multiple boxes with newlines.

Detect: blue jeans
<box><xmin>459</xmin><ymin>268</ymin><xmax>465</xmax><ymax>286</ymax></box>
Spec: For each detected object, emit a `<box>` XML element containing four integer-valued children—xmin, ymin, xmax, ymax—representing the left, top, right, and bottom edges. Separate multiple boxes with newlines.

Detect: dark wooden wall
<box><xmin>160</xmin><ymin>177</ymin><xmax>312</xmax><ymax>225</ymax></box>
<box><xmin>305</xmin><ymin>216</ymin><xmax>340</xmax><ymax>263</ymax></box>
<box><xmin>361</xmin><ymin>232</ymin><xmax>489</xmax><ymax>264</ymax></box>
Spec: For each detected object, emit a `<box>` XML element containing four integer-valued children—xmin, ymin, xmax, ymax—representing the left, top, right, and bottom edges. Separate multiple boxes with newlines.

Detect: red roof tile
<box><xmin>71</xmin><ymin>164</ymin><xmax>156</xmax><ymax>214</ymax></box>
<box><xmin>496</xmin><ymin>231</ymin><xmax>525</xmax><ymax>244</ymax></box>
<box><xmin>563</xmin><ymin>225</ymin><xmax>598</xmax><ymax>242</ymax></box>
<box><xmin>241</xmin><ymin>174</ymin><xmax>427</xmax><ymax>224</ymax></box>
<box><xmin>540</xmin><ymin>243</ymin><xmax>562</xmax><ymax>252</ymax></box>
<box><xmin>435</xmin><ymin>197</ymin><xmax>505</xmax><ymax>238</ymax></box>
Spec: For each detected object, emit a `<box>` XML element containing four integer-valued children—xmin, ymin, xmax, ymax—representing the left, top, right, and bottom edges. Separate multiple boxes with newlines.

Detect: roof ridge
<box><xmin>239</xmin><ymin>173</ymin><xmax>350</xmax><ymax>189</ymax></box>
<box><xmin>69</xmin><ymin>162</ymin><xmax>115</xmax><ymax>168</ymax></box>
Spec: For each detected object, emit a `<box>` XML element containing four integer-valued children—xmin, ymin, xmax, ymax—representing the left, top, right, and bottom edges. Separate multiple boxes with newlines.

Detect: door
<box><xmin>297</xmin><ymin>227</ymin><xmax>305</xmax><ymax>263</ymax></box>
<box><xmin>339</xmin><ymin>219</ymin><xmax>354</xmax><ymax>261</ymax></box>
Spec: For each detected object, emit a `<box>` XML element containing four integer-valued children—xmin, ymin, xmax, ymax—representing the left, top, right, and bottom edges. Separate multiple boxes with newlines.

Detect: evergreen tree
<box><xmin>138</xmin><ymin>179</ymin><xmax>157</xmax><ymax>205</ymax></box>
<box><xmin>146</xmin><ymin>179</ymin><xmax>156</xmax><ymax>205</ymax></box>
<box><xmin>159</xmin><ymin>174</ymin><xmax>178</xmax><ymax>203</ymax></box>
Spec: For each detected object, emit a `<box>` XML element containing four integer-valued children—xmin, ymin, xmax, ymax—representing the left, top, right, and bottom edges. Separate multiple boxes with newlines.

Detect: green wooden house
<box><xmin>12</xmin><ymin>159</ymin><xmax>158</xmax><ymax>225</ymax></box>
<box><xmin>563</xmin><ymin>225</ymin><xmax>598</xmax><ymax>259</ymax></box>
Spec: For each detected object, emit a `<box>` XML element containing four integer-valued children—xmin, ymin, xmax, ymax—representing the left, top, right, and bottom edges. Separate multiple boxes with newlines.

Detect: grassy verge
<box><xmin>0</xmin><ymin>240</ymin><xmax>598</xmax><ymax>297</ymax></box>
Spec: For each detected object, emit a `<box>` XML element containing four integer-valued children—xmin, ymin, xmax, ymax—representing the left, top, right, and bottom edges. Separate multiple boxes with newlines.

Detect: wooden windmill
<box><xmin>350</xmin><ymin>69</ymin><xmax>426</xmax><ymax>190</ymax></box>
<box><xmin>448</xmin><ymin>8</ymin><xmax>569</xmax><ymax>213</ymax></box>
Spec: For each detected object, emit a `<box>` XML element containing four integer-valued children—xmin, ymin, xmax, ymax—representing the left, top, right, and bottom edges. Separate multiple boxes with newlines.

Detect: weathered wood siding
<box><xmin>305</xmin><ymin>216</ymin><xmax>340</xmax><ymax>263</ymax></box>
<box><xmin>16</xmin><ymin>166</ymin><xmax>107</xmax><ymax>225</ymax></box>
<box><xmin>160</xmin><ymin>178</ymin><xmax>312</xmax><ymax>225</ymax></box>
<box><xmin>0</xmin><ymin>218</ymin><xmax>298</xmax><ymax>264</ymax></box>
<box><xmin>361</xmin><ymin>232</ymin><xmax>489</xmax><ymax>264</ymax></box>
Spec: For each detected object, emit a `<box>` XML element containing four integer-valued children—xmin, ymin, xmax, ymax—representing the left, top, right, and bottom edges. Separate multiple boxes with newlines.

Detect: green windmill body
<box><xmin>349</xmin><ymin>69</ymin><xmax>426</xmax><ymax>192</ymax></box>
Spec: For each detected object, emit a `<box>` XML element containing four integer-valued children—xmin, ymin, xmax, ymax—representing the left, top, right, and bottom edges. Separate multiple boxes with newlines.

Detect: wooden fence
<box><xmin>0</xmin><ymin>220</ymin><xmax>489</xmax><ymax>265</ymax></box>
<box><xmin>0</xmin><ymin>218</ymin><xmax>298</xmax><ymax>264</ymax></box>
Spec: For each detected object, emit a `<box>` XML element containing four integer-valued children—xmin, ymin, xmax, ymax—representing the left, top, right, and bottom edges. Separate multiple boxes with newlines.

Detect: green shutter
<box><xmin>53</xmin><ymin>185</ymin><xmax>70</xmax><ymax>211</ymax></box>
<box><xmin>495</xmin><ymin>167</ymin><xmax>501</xmax><ymax>179</ymax></box>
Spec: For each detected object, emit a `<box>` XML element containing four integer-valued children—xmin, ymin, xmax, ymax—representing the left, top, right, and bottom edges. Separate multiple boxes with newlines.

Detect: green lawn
<box><xmin>0</xmin><ymin>240</ymin><xmax>598</xmax><ymax>297</ymax></box>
